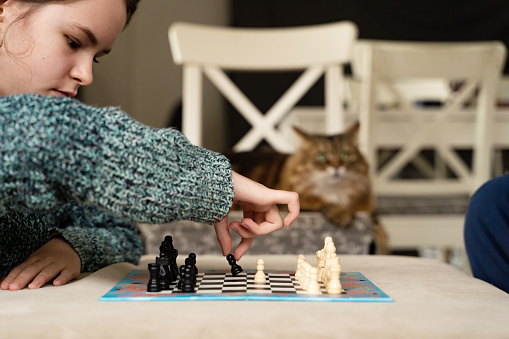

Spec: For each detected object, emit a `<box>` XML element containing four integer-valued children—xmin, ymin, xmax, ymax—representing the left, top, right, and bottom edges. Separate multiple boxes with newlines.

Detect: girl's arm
<box><xmin>0</xmin><ymin>94</ymin><xmax>234</xmax><ymax>224</ymax></box>
<box><xmin>47</xmin><ymin>202</ymin><xmax>143</xmax><ymax>272</ymax></box>
<box><xmin>1</xmin><ymin>202</ymin><xmax>143</xmax><ymax>290</ymax></box>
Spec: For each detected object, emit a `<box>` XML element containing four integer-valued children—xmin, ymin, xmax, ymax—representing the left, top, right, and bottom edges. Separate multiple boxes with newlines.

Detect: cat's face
<box><xmin>283</xmin><ymin>123</ymin><xmax>371</xmax><ymax>205</ymax></box>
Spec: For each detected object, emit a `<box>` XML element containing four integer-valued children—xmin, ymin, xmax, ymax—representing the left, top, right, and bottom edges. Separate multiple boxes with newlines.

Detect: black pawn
<box><xmin>181</xmin><ymin>266</ymin><xmax>195</xmax><ymax>293</ymax></box>
<box><xmin>147</xmin><ymin>263</ymin><xmax>161</xmax><ymax>292</ymax></box>
<box><xmin>188</xmin><ymin>253</ymin><xmax>198</xmax><ymax>274</ymax></box>
<box><xmin>177</xmin><ymin>265</ymin><xmax>186</xmax><ymax>290</ymax></box>
<box><xmin>226</xmin><ymin>254</ymin><xmax>243</xmax><ymax>276</ymax></box>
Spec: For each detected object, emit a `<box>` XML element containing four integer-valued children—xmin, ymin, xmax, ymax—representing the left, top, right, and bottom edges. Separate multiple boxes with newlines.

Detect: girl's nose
<box><xmin>70</xmin><ymin>59</ymin><xmax>94</xmax><ymax>86</ymax></box>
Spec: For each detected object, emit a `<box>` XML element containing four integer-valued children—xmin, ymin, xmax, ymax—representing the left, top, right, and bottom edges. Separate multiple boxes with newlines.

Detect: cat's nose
<box><xmin>333</xmin><ymin>166</ymin><xmax>347</xmax><ymax>177</ymax></box>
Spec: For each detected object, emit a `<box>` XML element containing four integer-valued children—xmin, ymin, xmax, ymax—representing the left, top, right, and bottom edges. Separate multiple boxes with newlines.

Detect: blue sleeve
<box><xmin>464</xmin><ymin>175</ymin><xmax>509</xmax><ymax>293</ymax></box>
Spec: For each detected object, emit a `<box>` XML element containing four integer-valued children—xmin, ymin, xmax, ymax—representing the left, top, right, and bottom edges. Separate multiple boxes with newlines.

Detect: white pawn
<box><xmin>326</xmin><ymin>263</ymin><xmax>342</xmax><ymax>294</ymax></box>
<box><xmin>254</xmin><ymin>258</ymin><xmax>266</xmax><ymax>284</ymax></box>
<box><xmin>306</xmin><ymin>267</ymin><xmax>321</xmax><ymax>294</ymax></box>
<box><xmin>298</xmin><ymin>262</ymin><xmax>308</xmax><ymax>285</ymax></box>
<box><xmin>295</xmin><ymin>256</ymin><xmax>306</xmax><ymax>280</ymax></box>
<box><xmin>301</xmin><ymin>264</ymin><xmax>312</xmax><ymax>290</ymax></box>
<box><xmin>297</xmin><ymin>254</ymin><xmax>305</xmax><ymax>269</ymax></box>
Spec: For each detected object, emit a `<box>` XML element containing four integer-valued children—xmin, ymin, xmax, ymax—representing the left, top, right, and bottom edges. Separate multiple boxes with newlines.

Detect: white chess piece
<box><xmin>326</xmin><ymin>263</ymin><xmax>342</xmax><ymax>294</ymax></box>
<box><xmin>322</xmin><ymin>256</ymin><xmax>339</xmax><ymax>286</ymax></box>
<box><xmin>323</xmin><ymin>237</ymin><xmax>332</xmax><ymax>251</ymax></box>
<box><xmin>316</xmin><ymin>250</ymin><xmax>325</xmax><ymax>282</ymax></box>
<box><xmin>322</xmin><ymin>242</ymin><xmax>338</xmax><ymax>284</ymax></box>
<box><xmin>295</xmin><ymin>256</ymin><xmax>305</xmax><ymax>280</ymax></box>
<box><xmin>301</xmin><ymin>264</ymin><xmax>312</xmax><ymax>290</ymax></box>
<box><xmin>254</xmin><ymin>258</ymin><xmax>266</xmax><ymax>284</ymax></box>
<box><xmin>306</xmin><ymin>267</ymin><xmax>321</xmax><ymax>294</ymax></box>
<box><xmin>298</xmin><ymin>262</ymin><xmax>308</xmax><ymax>285</ymax></box>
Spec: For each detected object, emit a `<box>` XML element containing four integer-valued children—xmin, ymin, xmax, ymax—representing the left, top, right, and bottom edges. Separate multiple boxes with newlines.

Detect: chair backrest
<box><xmin>351</xmin><ymin>40</ymin><xmax>506</xmax><ymax>195</ymax></box>
<box><xmin>169</xmin><ymin>21</ymin><xmax>358</xmax><ymax>152</ymax></box>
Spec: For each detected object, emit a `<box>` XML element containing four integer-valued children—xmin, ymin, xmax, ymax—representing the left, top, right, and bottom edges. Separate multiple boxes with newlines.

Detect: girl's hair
<box><xmin>14</xmin><ymin>0</ymin><xmax>140</xmax><ymax>26</ymax></box>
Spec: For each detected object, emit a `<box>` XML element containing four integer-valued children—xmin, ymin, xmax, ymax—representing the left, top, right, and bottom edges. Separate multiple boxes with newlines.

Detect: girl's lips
<box><xmin>53</xmin><ymin>90</ymin><xmax>76</xmax><ymax>97</ymax></box>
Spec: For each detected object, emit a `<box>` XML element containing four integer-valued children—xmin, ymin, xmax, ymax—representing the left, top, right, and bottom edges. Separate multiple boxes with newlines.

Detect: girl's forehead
<box><xmin>25</xmin><ymin>0</ymin><xmax>127</xmax><ymax>26</ymax></box>
<box><xmin>31</xmin><ymin>0</ymin><xmax>127</xmax><ymax>42</ymax></box>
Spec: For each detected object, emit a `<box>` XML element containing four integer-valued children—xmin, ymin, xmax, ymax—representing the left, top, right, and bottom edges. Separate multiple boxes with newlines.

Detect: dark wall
<box><xmin>232</xmin><ymin>0</ymin><xmax>509</xmax><ymax>65</ymax></box>
<box><xmin>227</xmin><ymin>1</ymin><xmax>509</xmax><ymax>149</ymax></box>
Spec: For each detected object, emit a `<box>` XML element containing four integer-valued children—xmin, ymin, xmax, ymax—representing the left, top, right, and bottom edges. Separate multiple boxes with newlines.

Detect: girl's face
<box><xmin>0</xmin><ymin>0</ymin><xmax>127</xmax><ymax>97</ymax></box>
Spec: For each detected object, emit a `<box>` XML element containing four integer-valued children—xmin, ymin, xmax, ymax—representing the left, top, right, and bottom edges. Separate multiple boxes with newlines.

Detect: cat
<box><xmin>228</xmin><ymin>122</ymin><xmax>388</xmax><ymax>254</ymax></box>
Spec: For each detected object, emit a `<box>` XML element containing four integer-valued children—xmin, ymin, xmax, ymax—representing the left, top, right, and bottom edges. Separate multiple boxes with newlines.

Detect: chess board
<box><xmin>100</xmin><ymin>269</ymin><xmax>393</xmax><ymax>302</ymax></box>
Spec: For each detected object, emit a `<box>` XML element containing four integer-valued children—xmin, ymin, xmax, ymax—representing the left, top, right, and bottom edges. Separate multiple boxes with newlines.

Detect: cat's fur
<box><xmin>228</xmin><ymin>122</ymin><xmax>388</xmax><ymax>254</ymax></box>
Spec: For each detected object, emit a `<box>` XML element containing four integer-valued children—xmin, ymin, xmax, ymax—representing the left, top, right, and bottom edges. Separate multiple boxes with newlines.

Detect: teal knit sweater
<box><xmin>0</xmin><ymin>94</ymin><xmax>234</xmax><ymax>276</ymax></box>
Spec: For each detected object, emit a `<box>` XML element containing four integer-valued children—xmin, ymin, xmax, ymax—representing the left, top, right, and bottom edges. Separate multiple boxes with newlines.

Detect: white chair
<box><xmin>168</xmin><ymin>21</ymin><xmax>357</xmax><ymax>153</ymax></box>
<box><xmin>352</xmin><ymin>40</ymin><xmax>507</xmax><ymax>196</ymax></box>
<box><xmin>351</xmin><ymin>40</ymin><xmax>506</xmax><ymax>260</ymax></box>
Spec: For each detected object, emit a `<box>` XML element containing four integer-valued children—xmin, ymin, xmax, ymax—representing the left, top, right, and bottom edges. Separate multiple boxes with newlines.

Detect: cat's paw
<box><xmin>322</xmin><ymin>208</ymin><xmax>353</xmax><ymax>227</ymax></box>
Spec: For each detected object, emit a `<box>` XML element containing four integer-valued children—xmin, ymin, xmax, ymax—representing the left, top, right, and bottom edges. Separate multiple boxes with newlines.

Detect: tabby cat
<box><xmin>228</xmin><ymin>122</ymin><xmax>388</xmax><ymax>254</ymax></box>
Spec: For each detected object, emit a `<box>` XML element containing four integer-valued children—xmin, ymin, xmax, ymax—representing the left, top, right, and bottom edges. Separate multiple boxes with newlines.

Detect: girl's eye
<box><xmin>316</xmin><ymin>152</ymin><xmax>327</xmax><ymax>164</ymax></box>
<box><xmin>66</xmin><ymin>36</ymin><xmax>81</xmax><ymax>49</ymax></box>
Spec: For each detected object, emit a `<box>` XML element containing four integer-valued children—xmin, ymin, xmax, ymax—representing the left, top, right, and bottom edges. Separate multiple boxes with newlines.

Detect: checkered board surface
<box><xmin>100</xmin><ymin>270</ymin><xmax>392</xmax><ymax>302</ymax></box>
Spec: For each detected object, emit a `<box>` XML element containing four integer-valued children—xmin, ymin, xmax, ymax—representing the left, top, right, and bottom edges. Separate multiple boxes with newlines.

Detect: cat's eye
<box><xmin>316</xmin><ymin>152</ymin><xmax>327</xmax><ymax>163</ymax></box>
<box><xmin>341</xmin><ymin>152</ymin><xmax>350</xmax><ymax>161</ymax></box>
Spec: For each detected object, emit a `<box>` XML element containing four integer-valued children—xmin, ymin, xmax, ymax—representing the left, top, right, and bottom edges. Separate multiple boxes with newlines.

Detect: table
<box><xmin>1</xmin><ymin>254</ymin><xmax>508</xmax><ymax>339</ymax></box>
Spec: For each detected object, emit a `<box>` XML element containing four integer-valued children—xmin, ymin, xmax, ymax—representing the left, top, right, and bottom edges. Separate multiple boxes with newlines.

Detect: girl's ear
<box><xmin>0</xmin><ymin>0</ymin><xmax>16</xmax><ymax>20</ymax></box>
<box><xmin>0</xmin><ymin>0</ymin><xmax>8</xmax><ymax>23</ymax></box>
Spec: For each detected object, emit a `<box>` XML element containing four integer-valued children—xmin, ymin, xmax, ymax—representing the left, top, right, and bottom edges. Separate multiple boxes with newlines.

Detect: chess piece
<box><xmin>322</xmin><ymin>241</ymin><xmax>338</xmax><ymax>284</ymax></box>
<box><xmin>158</xmin><ymin>259</ymin><xmax>171</xmax><ymax>290</ymax></box>
<box><xmin>322</xmin><ymin>237</ymin><xmax>332</xmax><ymax>254</ymax></box>
<box><xmin>188</xmin><ymin>253</ymin><xmax>198</xmax><ymax>274</ymax></box>
<box><xmin>316</xmin><ymin>250</ymin><xmax>325</xmax><ymax>282</ymax></box>
<box><xmin>177</xmin><ymin>265</ymin><xmax>185</xmax><ymax>290</ymax></box>
<box><xmin>301</xmin><ymin>264</ymin><xmax>311</xmax><ymax>290</ymax></box>
<box><xmin>147</xmin><ymin>263</ymin><xmax>161</xmax><ymax>292</ymax></box>
<box><xmin>326</xmin><ymin>263</ymin><xmax>342</xmax><ymax>294</ymax></box>
<box><xmin>162</xmin><ymin>235</ymin><xmax>178</xmax><ymax>281</ymax></box>
<box><xmin>254</xmin><ymin>258</ymin><xmax>266</xmax><ymax>284</ymax></box>
<box><xmin>298</xmin><ymin>262</ymin><xmax>307</xmax><ymax>285</ymax></box>
<box><xmin>156</xmin><ymin>244</ymin><xmax>172</xmax><ymax>290</ymax></box>
<box><xmin>295</xmin><ymin>256</ymin><xmax>306</xmax><ymax>280</ymax></box>
<box><xmin>306</xmin><ymin>267</ymin><xmax>321</xmax><ymax>294</ymax></box>
<box><xmin>180</xmin><ymin>266</ymin><xmax>195</xmax><ymax>293</ymax></box>
<box><xmin>226</xmin><ymin>254</ymin><xmax>243</xmax><ymax>276</ymax></box>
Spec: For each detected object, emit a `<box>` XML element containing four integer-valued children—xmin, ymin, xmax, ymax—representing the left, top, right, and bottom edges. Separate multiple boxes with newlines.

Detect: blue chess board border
<box><xmin>100</xmin><ymin>269</ymin><xmax>392</xmax><ymax>302</ymax></box>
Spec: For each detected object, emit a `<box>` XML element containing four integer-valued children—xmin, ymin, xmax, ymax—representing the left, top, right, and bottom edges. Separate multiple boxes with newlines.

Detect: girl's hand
<box><xmin>0</xmin><ymin>237</ymin><xmax>81</xmax><ymax>290</ymax></box>
<box><xmin>214</xmin><ymin>171</ymin><xmax>300</xmax><ymax>260</ymax></box>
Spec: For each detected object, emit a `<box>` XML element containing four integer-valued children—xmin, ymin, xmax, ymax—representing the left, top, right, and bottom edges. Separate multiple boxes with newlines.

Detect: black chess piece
<box><xmin>180</xmin><ymin>266</ymin><xmax>195</xmax><ymax>293</ymax></box>
<box><xmin>177</xmin><ymin>265</ymin><xmax>186</xmax><ymax>290</ymax></box>
<box><xmin>147</xmin><ymin>263</ymin><xmax>161</xmax><ymax>292</ymax></box>
<box><xmin>156</xmin><ymin>243</ymin><xmax>172</xmax><ymax>289</ymax></box>
<box><xmin>188</xmin><ymin>252</ymin><xmax>198</xmax><ymax>274</ymax></box>
<box><xmin>226</xmin><ymin>254</ymin><xmax>243</xmax><ymax>276</ymax></box>
<box><xmin>157</xmin><ymin>258</ymin><xmax>171</xmax><ymax>290</ymax></box>
<box><xmin>161</xmin><ymin>235</ymin><xmax>179</xmax><ymax>281</ymax></box>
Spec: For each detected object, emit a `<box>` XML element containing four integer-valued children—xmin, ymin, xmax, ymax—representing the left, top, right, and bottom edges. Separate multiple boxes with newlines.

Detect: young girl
<box><xmin>0</xmin><ymin>0</ymin><xmax>299</xmax><ymax>291</ymax></box>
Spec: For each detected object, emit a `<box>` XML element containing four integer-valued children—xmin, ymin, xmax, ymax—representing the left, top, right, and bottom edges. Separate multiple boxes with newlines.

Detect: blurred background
<box><xmin>81</xmin><ymin>0</ymin><xmax>509</xmax><ymax>153</ymax></box>
<box><xmin>81</xmin><ymin>0</ymin><xmax>509</xmax><ymax>270</ymax></box>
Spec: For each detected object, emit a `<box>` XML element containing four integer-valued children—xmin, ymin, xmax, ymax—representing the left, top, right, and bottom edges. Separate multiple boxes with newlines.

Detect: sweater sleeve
<box><xmin>47</xmin><ymin>202</ymin><xmax>143</xmax><ymax>272</ymax></box>
<box><xmin>0</xmin><ymin>94</ymin><xmax>234</xmax><ymax>224</ymax></box>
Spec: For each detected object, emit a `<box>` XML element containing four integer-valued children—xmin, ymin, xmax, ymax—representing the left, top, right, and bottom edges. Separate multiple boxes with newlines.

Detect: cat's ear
<box><xmin>345</xmin><ymin>122</ymin><xmax>360</xmax><ymax>147</ymax></box>
<box><xmin>292</xmin><ymin>126</ymin><xmax>313</xmax><ymax>145</ymax></box>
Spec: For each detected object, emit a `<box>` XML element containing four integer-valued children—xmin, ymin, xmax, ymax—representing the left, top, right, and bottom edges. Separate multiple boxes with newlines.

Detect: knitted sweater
<box><xmin>0</xmin><ymin>94</ymin><xmax>234</xmax><ymax>276</ymax></box>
